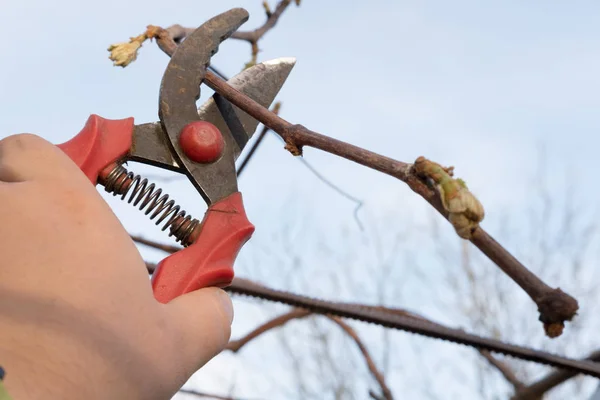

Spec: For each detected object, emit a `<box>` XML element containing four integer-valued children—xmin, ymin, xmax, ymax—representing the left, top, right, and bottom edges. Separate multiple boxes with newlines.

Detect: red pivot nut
<box><xmin>179</xmin><ymin>121</ymin><xmax>225</xmax><ymax>163</ymax></box>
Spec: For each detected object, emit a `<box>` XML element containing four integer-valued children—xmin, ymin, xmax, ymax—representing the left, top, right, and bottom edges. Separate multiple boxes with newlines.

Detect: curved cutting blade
<box><xmin>158</xmin><ymin>8</ymin><xmax>249</xmax><ymax>204</ymax></box>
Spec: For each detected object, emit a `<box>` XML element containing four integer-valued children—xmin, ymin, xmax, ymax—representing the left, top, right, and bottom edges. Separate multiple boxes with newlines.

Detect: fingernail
<box><xmin>215</xmin><ymin>289</ymin><xmax>234</xmax><ymax>325</ymax></box>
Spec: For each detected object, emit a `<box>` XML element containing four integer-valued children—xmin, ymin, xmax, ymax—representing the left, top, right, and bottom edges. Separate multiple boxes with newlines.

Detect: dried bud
<box><xmin>107</xmin><ymin>34</ymin><xmax>147</xmax><ymax>68</ymax></box>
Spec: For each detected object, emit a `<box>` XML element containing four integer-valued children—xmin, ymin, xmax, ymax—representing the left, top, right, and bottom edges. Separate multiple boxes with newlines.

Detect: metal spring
<box><xmin>101</xmin><ymin>164</ymin><xmax>200</xmax><ymax>247</ymax></box>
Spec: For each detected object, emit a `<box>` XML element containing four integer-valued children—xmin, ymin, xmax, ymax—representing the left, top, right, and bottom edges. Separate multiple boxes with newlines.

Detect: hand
<box><xmin>0</xmin><ymin>134</ymin><xmax>234</xmax><ymax>399</ymax></box>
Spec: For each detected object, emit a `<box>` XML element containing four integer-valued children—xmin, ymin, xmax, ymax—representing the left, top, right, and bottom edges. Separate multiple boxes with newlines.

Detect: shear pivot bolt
<box><xmin>179</xmin><ymin>121</ymin><xmax>224</xmax><ymax>163</ymax></box>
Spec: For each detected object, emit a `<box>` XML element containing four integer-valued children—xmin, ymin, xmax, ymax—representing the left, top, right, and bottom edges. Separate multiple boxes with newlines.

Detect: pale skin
<box><xmin>0</xmin><ymin>133</ymin><xmax>234</xmax><ymax>399</ymax></box>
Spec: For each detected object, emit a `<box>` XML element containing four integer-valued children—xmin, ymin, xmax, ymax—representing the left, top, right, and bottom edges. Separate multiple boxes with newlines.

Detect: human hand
<box><xmin>0</xmin><ymin>133</ymin><xmax>233</xmax><ymax>399</ymax></box>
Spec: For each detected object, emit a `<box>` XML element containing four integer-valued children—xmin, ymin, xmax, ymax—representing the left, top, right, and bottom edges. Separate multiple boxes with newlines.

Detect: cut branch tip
<box><xmin>537</xmin><ymin>287</ymin><xmax>579</xmax><ymax>338</ymax></box>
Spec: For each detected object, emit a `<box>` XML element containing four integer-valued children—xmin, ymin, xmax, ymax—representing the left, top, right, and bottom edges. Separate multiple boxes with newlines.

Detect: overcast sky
<box><xmin>2</xmin><ymin>1</ymin><xmax>600</xmax><ymax>398</ymax></box>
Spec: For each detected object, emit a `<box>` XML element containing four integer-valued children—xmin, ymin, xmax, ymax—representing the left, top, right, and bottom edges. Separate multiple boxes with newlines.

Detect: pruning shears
<box><xmin>55</xmin><ymin>8</ymin><xmax>295</xmax><ymax>303</ymax></box>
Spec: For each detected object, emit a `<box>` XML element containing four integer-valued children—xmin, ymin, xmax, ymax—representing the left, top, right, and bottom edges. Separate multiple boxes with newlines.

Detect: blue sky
<box><xmin>2</xmin><ymin>1</ymin><xmax>600</xmax><ymax>398</ymax></box>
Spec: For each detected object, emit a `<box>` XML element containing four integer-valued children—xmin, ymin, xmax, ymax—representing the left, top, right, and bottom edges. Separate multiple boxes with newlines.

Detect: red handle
<box><xmin>151</xmin><ymin>191</ymin><xmax>255</xmax><ymax>303</ymax></box>
<box><xmin>57</xmin><ymin>114</ymin><xmax>135</xmax><ymax>183</ymax></box>
<box><xmin>57</xmin><ymin>114</ymin><xmax>254</xmax><ymax>304</ymax></box>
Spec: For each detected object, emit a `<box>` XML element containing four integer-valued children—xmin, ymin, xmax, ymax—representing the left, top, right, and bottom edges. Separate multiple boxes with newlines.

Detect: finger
<box><xmin>165</xmin><ymin>287</ymin><xmax>233</xmax><ymax>375</ymax></box>
<box><xmin>0</xmin><ymin>134</ymin><xmax>82</xmax><ymax>183</ymax></box>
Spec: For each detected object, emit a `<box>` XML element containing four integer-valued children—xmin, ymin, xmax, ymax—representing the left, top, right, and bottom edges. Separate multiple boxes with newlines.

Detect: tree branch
<box><xmin>165</xmin><ymin>0</ymin><xmax>292</xmax><ymax>43</ymax></box>
<box><xmin>164</xmin><ymin>0</ymin><xmax>295</xmax><ymax>68</ymax></box>
<box><xmin>329</xmin><ymin>315</ymin><xmax>394</xmax><ymax>400</ymax></box>
<box><xmin>221</xmin><ymin>283</ymin><xmax>531</xmax><ymax>400</ymax></box>
<box><xmin>144</xmin><ymin>259</ymin><xmax>596</xmax><ymax>390</ymax></box>
<box><xmin>349</xmin><ymin>302</ymin><xmax>526</xmax><ymax>393</ymax></box>
<box><xmin>479</xmin><ymin>350</ymin><xmax>525</xmax><ymax>390</ymax></box>
<box><xmin>226</xmin><ymin>308</ymin><xmax>311</xmax><ymax>352</ymax></box>
<box><xmin>226</xmin><ymin>308</ymin><xmax>394</xmax><ymax>400</ymax></box>
<box><xmin>511</xmin><ymin>350</ymin><xmax>600</xmax><ymax>400</ymax></box>
<box><xmin>231</xmin><ymin>0</ymin><xmax>294</xmax><ymax>43</ymax></box>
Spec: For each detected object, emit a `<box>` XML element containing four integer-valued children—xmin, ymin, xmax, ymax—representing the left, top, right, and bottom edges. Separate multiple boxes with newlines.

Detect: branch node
<box><xmin>283</xmin><ymin>124</ymin><xmax>305</xmax><ymax>156</ymax></box>
<box><xmin>144</xmin><ymin>25</ymin><xmax>165</xmax><ymax>41</ymax></box>
<box><xmin>413</xmin><ymin>156</ymin><xmax>484</xmax><ymax>239</ymax></box>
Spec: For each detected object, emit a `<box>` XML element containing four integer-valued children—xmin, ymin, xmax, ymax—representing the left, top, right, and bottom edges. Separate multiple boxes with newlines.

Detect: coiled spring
<box><xmin>100</xmin><ymin>164</ymin><xmax>200</xmax><ymax>247</ymax></box>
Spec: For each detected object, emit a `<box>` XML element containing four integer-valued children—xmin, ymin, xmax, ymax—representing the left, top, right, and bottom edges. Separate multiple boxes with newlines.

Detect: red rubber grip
<box><xmin>57</xmin><ymin>114</ymin><xmax>135</xmax><ymax>183</ymax></box>
<box><xmin>151</xmin><ymin>191</ymin><xmax>255</xmax><ymax>304</ymax></box>
<box><xmin>57</xmin><ymin>114</ymin><xmax>252</xmax><ymax>304</ymax></box>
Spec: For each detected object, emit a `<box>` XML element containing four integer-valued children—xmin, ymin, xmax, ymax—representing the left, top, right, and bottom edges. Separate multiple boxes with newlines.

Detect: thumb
<box><xmin>0</xmin><ymin>134</ymin><xmax>82</xmax><ymax>183</ymax></box>
<box><xmin>165</xmin><ymin>287</ymin><xmax>234</xmax><ymax>374</ymax></box>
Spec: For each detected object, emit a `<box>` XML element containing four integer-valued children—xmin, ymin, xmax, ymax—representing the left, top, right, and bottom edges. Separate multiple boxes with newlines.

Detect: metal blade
<box><xmin>158</xmin><ymin>8</ymin><xmax>251</xmax><ymax>204</ymax></box>
<box><xmin>129</xmin><ymin>57</ymin><xmax>296</xmax><ymax>172</ymax></box>
<box><xmin>129</xmin><ymin>122</ymin><xmax>181</xmax><ymax>172</ymax></box>
<box><xmin>198</xmin><ymin>57</ymin><xmax>296</xmax><ymax>161</ymax></box>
